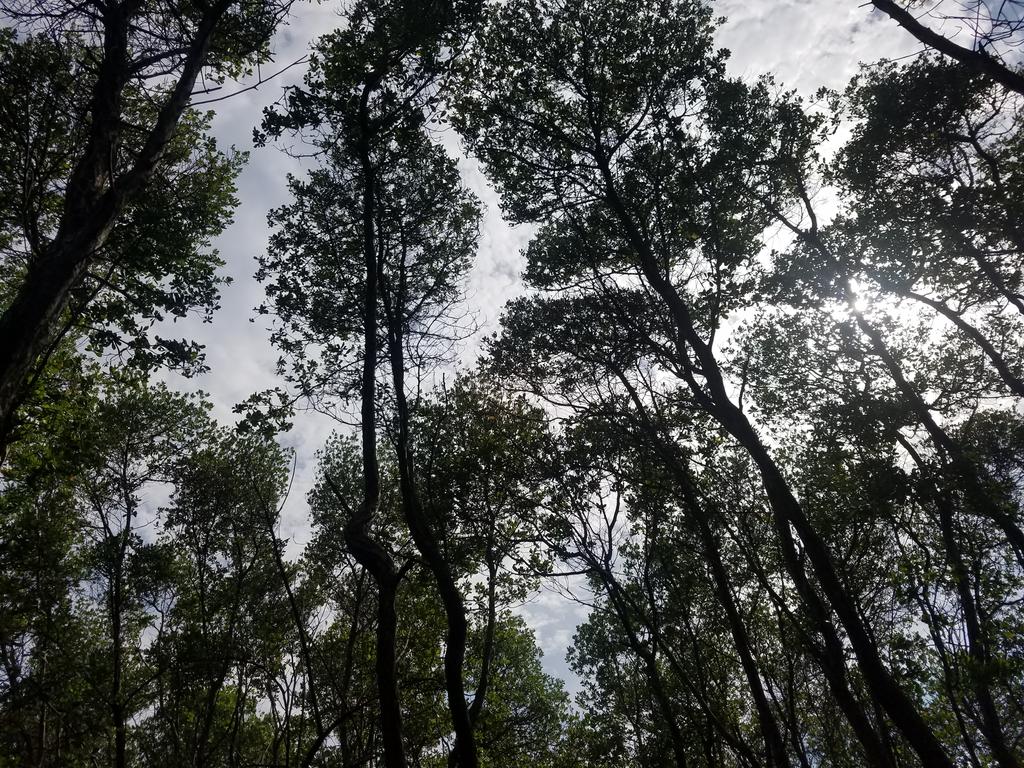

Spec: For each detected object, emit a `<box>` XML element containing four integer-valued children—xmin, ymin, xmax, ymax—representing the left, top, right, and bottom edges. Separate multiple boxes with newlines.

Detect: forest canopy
<box><xmin>2</xmin><ymin>0</ymin><xmax>1024</xmax><ymax>766</ymax></box>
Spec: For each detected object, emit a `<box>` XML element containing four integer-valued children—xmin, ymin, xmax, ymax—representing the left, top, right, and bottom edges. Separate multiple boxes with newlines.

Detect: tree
<box><xmin>465</xmin><ymin>615</ymin><xmax>570</xmax><ymax>768</ymax></box>
<box><xmin>412</xmin><ymin>379</ymin><xmax>555</xmax><ymax>754</ymax></box>
<box><xmin>0</xmin><ymin>0</ymin><xmax>292</xmax><ymax>433</ymax></box>
<box><xmin>0</xmin><ymin>365</ymin><xmax>304</xmax><ymax>768</ymax></box>
<box><xmin>455</xmin><ymin>0</ymin><xmax>957</xmax><ymax>763</ymax></box>
<box><xmin>832</xmin><ymin>57</ymin><xmax>1024</xmax><ymax>399</ymax></box>
<box><xmin>0</xmin><ymin>351</ymin><xmax>106</xmax><ymax>767</ymax></box>
<box><xmin>747</xmin><ymin>51</ymin><xmax>1024</xmax><ymax>766</ymax></box>
<box><xmin>142</xmin><ymin>428</ymin><xmax>292</xmax><ymax>768</ymax></box>
<box><xmin>307</xmin><ymin>418</ymin><xmax>568</xmax><ymax>768</ymax></box>
<box><xmin>0</xmin><ymin>32</ymin><xmax>248</xmax><ymax>451</ymax></box>
<box><xmin>6</xmin><ymin>1</ymin><xmax>1024</xmax><ymax>765</ymax></box>
<box><xmin>259</xmin><ymin>1</ymin><xmax>483</xmax><ymax>762</ymax></box>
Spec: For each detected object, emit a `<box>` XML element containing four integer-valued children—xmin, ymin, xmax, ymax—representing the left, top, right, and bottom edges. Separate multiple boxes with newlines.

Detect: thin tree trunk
<box><xmin>261</xmin><ymin>505</ymin><xmax>360</xmax><ymax>768</ymax></box>
<box><xmin>334</xmin><ymin>73</ymin><xmax>407</xmax><ymax>768</ymax></box>
<box><xmin>33</xmin><ymin>647</ymin><xmax>48</xmax><ymax>768</ymax></box>
<box><xmin>110</xmin><ymin>467</ymin><xmax>138</xmax><ymax>768</ymax></box>
<box><xmin>468</xmin><ymin>547</ymin><xmax>498</xmax><ymax>726</ymax></box>
<box><xmin>381</xmin><ymin>280</ymin><xmax>478</xmax><ymax>768</ymax></box>
<box><xmin>736</xmin><ymin>518</ymin><xmax>896</xmax><ymax>767</ymax></box>
<box><xmin>333</xmin><ymin>570</ymin><xmax>367</xmax><ymax>768</ymax></box>
<box><xmin>261</xmin><ymin>506</ymin><xmax>323</xmax><ymax>734</ymax></box>
<box><xmin>594</xmin><ymin>152</ymin><xmax>954</xmax><ymax>768</ymax></box>
<box><xmin>657</xmin><ymin>586</ymin><xmax>764</xmax><ymax>766</ymax></box>
<box><xmin>935</xmin><ymin>501</ymin><xmax>1017</xmax><ymax>768</ymax></box>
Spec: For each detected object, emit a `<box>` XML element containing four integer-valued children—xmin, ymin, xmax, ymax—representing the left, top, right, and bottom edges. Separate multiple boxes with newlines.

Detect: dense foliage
<box><xmin>3</xmin><ymin>0</ymin><xmax>1024</xmax><ymax>766</ymax></box>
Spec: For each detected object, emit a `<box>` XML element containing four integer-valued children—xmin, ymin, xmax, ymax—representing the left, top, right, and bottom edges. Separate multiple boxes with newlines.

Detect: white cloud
<box><xmin>715</xmin><ymin>0</ymin><xmax>917</xmax><ymax>91</ymax></box>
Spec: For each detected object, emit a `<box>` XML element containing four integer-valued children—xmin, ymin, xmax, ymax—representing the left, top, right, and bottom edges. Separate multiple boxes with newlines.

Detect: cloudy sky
<box><xmin>164</xmin><ymin>0</ymin><xmax>921</xmax><ymax>691</ymax></box>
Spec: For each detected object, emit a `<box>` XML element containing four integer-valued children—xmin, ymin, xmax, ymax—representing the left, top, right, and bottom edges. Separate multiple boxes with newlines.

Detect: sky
<box><xmin>163</xmin><ymin>0</ymin><xmax>921</xmax><ymax>692</ymax></box>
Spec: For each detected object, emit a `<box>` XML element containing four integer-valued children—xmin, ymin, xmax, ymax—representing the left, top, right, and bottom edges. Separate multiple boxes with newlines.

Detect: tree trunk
<box><xmin>594</xmin><ymin>153</ymin><xmax>955</xmax><ymax>768</ymax></box>
<box><xmin>870</xmin><ymin>0</ymin><xmax>1024</xmax><ymax>97</ymax></box>
<box><xmin>335</xmin><ymin>74</ymin><xmax>407</xmax><ymax>768</ymax></box>
<box><xmin>468</xmin><ymin>548</ymin><xmax>498</xmax><ymax>726</ymax></box>
<box><xmin>0</xmin><ymin>0</ymin><xmax>230</xmax><ymax>436</ymax></box>
<box><xmin>382</xmin><ymin>293</ymin><xmax>479</xmax><ymax>768</ymax></box>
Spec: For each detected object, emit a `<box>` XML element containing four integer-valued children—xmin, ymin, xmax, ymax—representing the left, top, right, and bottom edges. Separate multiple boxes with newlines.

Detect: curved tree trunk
<box><xmin>593</xmin><ymin>150</ymin><xmax>955</xmax><ymax>768</ymax></box>
<box><xmin>381</xmin><ymin>276</ymin><xmax>479</xmax><ymax>768</ymax></box>
<box><xmin>335</xmin><ymin>75</ymin><xmax>407</xmax><ymax>768</ymax></box>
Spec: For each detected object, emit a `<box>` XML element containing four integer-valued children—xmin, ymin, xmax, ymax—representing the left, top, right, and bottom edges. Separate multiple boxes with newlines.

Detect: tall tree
<box><xmin>0</xmin><ymin>0</ymin><xmax>291</xmax><ymax>432</ymax></box>
<box><xmin>455</xmin><ymin>0</ymin><xmax>956</xmax><ymax>763</ymax></box>
<box><xmin>259</xmin><ymin>2</ymin><xmax>482</xmax><ymax>761</ymax></box>
<box><xmin>749</xmin><ymin>52</ymin><xmax>1024</xmax><ymax>767</ymax></box>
